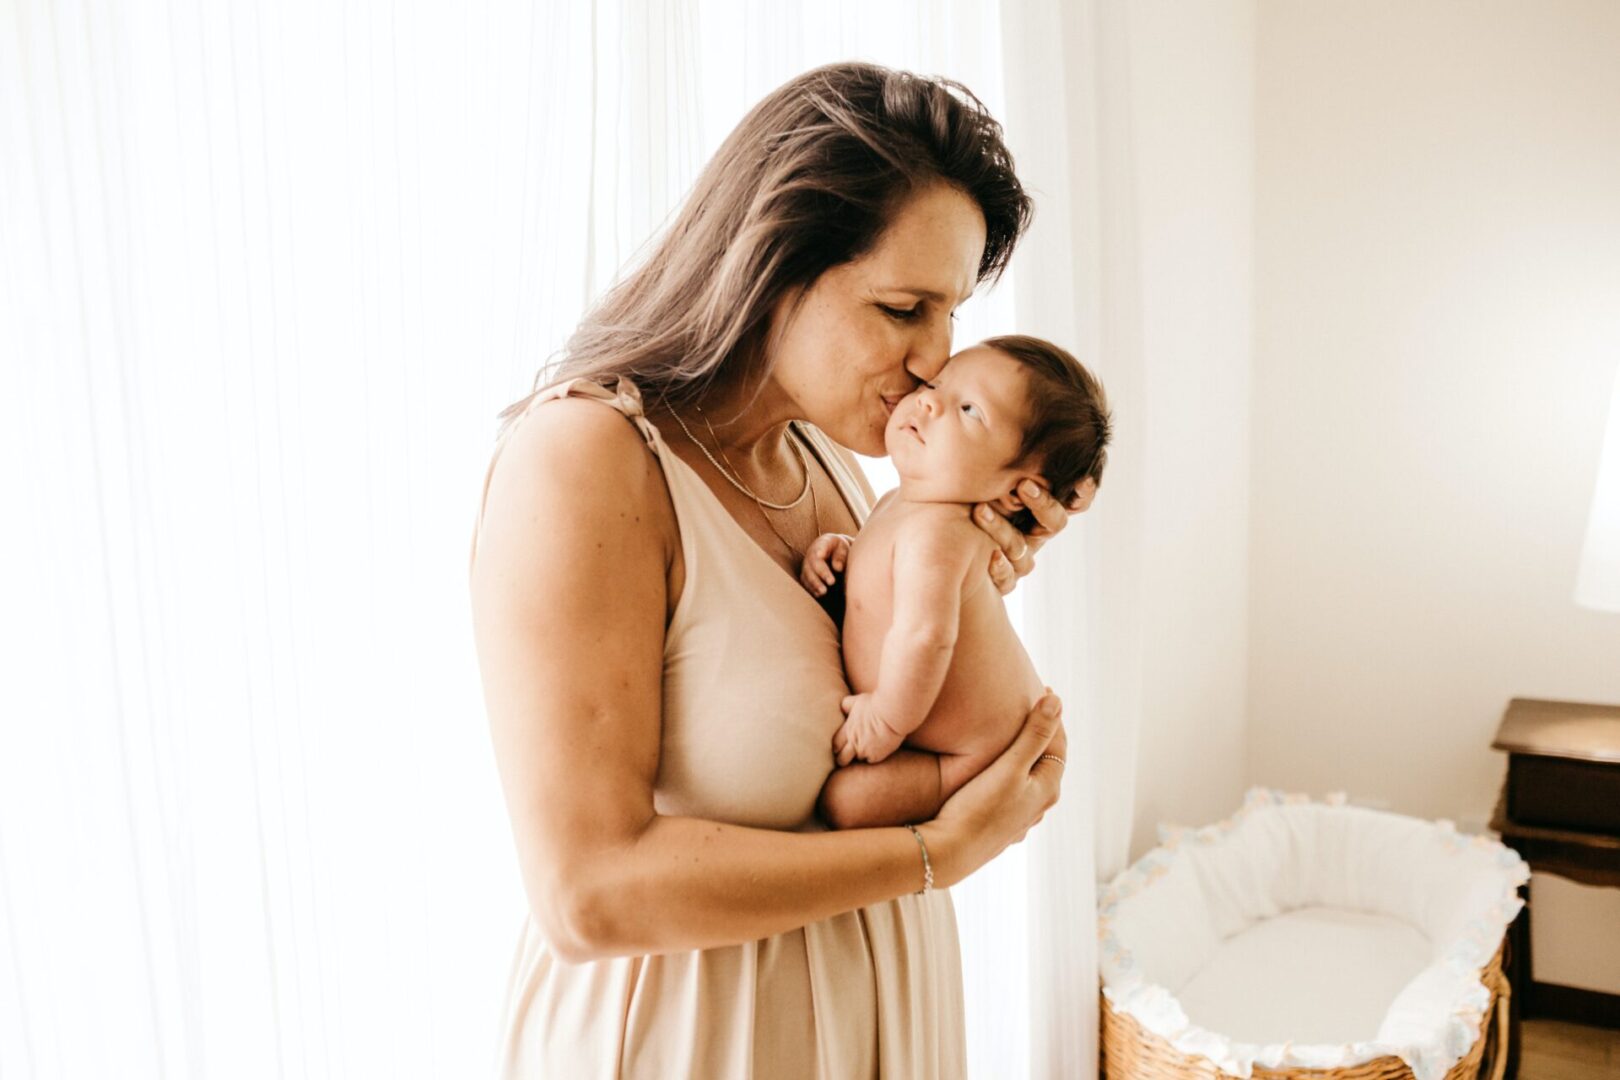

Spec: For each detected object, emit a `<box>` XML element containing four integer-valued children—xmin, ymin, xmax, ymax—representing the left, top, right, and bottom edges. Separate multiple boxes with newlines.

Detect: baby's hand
<box><xmin>832</xmin><ymin>693</ymin><xmax>906</xmax><ymax>766</ymax></box>
<box><xmin>799</xmin><ymin>533</ymin><xmax>853</xmax><ymax>597</ymax></box>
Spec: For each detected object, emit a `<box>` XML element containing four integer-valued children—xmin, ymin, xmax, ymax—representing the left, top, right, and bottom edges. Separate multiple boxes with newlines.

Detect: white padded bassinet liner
<box><xmin>1098</xmin><ymin>789</ymin><xmax>1530</xmax><ymax>1080</ymax></box>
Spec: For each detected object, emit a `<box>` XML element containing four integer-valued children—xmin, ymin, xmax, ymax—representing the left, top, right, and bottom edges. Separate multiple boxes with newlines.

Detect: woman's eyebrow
<box><xmin>883</xmin><ymin>286</ymin><xmax>948</xmax><ymax>302</ymax></box>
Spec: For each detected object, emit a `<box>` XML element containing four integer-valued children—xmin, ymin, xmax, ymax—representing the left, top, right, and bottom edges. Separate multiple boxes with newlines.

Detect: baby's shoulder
<box><xmin>891</xmin><ymin>502</ymin><xmax>993</xmax><ymax>558</ymax></box>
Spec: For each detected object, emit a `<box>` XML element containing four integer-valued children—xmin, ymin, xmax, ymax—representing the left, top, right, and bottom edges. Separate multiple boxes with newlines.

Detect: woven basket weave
<box><xmin>1101</xmin><ymin>942</ymin><xmax>1510</xmax><ymax>1080</ymax></box>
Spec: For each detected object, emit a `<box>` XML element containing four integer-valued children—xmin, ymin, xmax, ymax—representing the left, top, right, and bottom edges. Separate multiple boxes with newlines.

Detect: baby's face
<box><xmin>884</xmin><ymin>345</ymin><xmax>1038</xmax><ymax>505</ymax></box>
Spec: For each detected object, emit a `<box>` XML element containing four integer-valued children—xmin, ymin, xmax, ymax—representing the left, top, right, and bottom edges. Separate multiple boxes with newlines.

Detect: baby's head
<box><xmin>884</xmin><ymin>335</ymin><xmax>1111</xmax><ymax>530</ymax></box>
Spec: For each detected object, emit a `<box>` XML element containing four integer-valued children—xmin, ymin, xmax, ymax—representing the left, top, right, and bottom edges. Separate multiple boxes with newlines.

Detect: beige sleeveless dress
<box><xmin>474</xmin><ymin>377</ymin><xmax>967</xmax><ymax>1079</ymax></box>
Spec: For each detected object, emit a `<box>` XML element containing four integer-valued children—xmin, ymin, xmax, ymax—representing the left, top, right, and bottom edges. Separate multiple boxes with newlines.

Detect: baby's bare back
<box><xmin>841</xmin><ymin>497</ymin><xmax>1045</xmax><ymax>769</ymax></box>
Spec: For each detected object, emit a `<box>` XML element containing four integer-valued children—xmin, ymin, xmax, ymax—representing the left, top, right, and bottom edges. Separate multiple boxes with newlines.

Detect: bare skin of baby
<box><xmin>803</xmin><ymin>345</ymin><xmax>1049</xmax><ymax>830</ymax></box>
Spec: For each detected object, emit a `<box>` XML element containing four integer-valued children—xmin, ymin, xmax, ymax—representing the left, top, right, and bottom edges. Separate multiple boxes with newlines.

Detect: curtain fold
<box><xmin>0</xmin><ymin>3</ymin><xmax>1128</xmax><ymax>1076</ymax></box>
<box><xmin>1000</xmin><ymin>1</ymin><xmax>1148</xmax><ymax>1076</ymax></box>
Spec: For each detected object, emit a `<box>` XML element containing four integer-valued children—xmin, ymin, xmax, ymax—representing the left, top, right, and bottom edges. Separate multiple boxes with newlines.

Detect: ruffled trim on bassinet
<box><xmin>1096</xmin><ymin>788</ymin><xmax>1530</xmax><ymax>1080</ymax></box>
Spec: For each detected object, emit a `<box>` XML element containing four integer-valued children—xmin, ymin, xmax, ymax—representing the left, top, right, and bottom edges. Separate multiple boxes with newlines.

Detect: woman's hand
<box><xmin>973</xmin><ymin>478</ymin><xmax>1098</xmax><ymax>595</ymax></box>
<box><xmin>922</xmin><ymin>692</ymin><xmax>1066</xmax><ymax>888</ymax></box>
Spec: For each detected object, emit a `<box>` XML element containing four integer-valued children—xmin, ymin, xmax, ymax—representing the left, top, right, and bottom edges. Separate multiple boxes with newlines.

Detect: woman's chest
<box><xmin>654</xmin><ymin>598</ymin><xmax>848</xmax><ymax>830</ymax></box>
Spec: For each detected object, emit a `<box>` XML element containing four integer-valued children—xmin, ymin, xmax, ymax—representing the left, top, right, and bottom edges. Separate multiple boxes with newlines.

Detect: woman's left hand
<box><xmin>973</xmin><ymin>476</ymin><xmax>1099</xmax><ymax>595</ymax></box>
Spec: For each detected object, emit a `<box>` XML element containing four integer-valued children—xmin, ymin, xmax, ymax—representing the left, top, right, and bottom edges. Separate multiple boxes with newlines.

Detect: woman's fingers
<box><xmin>1019</xmin><ymin>479</ymin><xmax>1070</xmax><ymax>540</ymax></box>
<box><xmin>1043</xmin><ymin>716</ymin><xmax>1068</xmax><ymax>765</ymax></box>
<box><xmin>973</xmin><ymin>503</ymin><xmax>1019</xmax><ymax>550</ymax></box>
<box><xmin>1065</xmin><ymin>476</ymin><xmax>1099</xmax><ymax>515</ymax></box>
<box><xmin>991</xmin><ymin>692</ymin><xmax>1062</xmax><ymax>780</ymax></box>
<box><xmin>972</xmin><ymin>485</ymin><xmax>1067</xmax><ymax>589</ymax></box>
<box><xmin>1029</xmin><ymin>692</ymin><xmax>1063</xmax><ymax>751</ymax></box>
<box><xmin>973</xmin><ymin>504</ymin><xmax>1035</xmax><ymax>591</ymax></box>
<box><xmin>988</xmin><ymin>551</ymin><xmax>1016</xmax><ymax>596</ymax></box>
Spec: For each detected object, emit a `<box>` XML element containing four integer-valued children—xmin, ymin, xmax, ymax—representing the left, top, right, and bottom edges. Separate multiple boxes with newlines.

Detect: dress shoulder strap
<box><xmin>469</xmin><ymin>376</ymin><xmax>664</xmax><ymax>573</ymax></box>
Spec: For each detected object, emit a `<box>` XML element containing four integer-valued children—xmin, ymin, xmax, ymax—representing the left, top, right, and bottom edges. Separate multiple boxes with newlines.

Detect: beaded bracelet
<box><xmin>904</xmin><ymin>824</ymin><xmax>934</xmax><ymax>895</ymax></box>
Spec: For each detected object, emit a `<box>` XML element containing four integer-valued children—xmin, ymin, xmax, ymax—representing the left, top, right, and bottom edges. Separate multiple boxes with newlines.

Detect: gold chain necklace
<box><xmin>672</xmin><ymin>408</ymin><xmax>820</xmax><ymax>560</ymax></box>
<box><xmin>670</xmin><ymin>408</ymin><xmax>812</xmax><ymax>510</ymax></box>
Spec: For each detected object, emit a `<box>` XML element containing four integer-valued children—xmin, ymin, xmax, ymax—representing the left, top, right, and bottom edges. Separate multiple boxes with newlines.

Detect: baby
<box><xmin>802</xmin><ymin>335</ymin><xmax>1110</xmax><ymax>830</ymax></box>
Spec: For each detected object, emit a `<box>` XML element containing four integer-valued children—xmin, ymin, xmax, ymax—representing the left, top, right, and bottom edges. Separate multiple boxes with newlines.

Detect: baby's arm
<box><xmin>832</xmin><ymin>515</ymin><xmax>979</xmax><ymax>766</ymax></box>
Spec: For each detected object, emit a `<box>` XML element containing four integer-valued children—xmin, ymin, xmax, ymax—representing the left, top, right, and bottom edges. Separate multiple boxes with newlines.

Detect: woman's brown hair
<box><xmin>498</xmin><ymin>61</ymin><xmax>1033</xmax><ymax>431</ymax></box>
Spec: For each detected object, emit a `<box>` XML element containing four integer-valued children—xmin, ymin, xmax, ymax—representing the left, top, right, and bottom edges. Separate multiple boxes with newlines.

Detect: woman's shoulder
<box><xmin>473</xmin><ymin>386</ymin><xmax>677</xmax><ymax>576</ymax></box>
<box><xmin>496</xmin><ymin>387</ymin><xmax>664</xmax><ymax>495</ymax></box>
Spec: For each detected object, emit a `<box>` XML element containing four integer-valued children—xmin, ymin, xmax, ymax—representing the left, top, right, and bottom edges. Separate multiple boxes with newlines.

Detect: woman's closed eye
<box><xmin>879</xmin><ymin>302</ymin><xmax>959</xmax><ymax>324</ymax></box>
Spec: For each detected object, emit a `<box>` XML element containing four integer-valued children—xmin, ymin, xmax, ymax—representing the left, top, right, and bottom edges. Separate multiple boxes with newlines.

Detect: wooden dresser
<box><xmin>1489</xmin><ymin>696</ymin><xmax>1620</xmax><ymax>1079</ymax></box>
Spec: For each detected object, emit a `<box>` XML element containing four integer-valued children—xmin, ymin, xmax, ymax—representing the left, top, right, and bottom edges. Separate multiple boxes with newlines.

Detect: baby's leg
<box><xmin>817</xmin><ymin>751</ymin><xmax>943</xmax><ymax>830</ymax></box>
<box><xmin>817</xmin><ymin>748</ymin><xmax>1002</xmax><ymax>830</ymax></box>
<box><xmin>936</xmin><ymin>748</ymin><xmax>1000</xmax><ymax>802</ymax></box>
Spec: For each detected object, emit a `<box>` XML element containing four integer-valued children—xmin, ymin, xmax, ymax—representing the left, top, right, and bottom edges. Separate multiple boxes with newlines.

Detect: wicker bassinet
<box><xmin>1098</xmin><ymin>790</ymin><xmax>1528</xmax><ymax>1080</ymax></box>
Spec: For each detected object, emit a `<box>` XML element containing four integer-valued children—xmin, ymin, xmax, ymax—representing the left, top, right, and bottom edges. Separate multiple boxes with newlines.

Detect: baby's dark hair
<box><xmin>982</xmin><ymin>335</ymin><xmax>1112</xmax><ymax>533</ymax></box>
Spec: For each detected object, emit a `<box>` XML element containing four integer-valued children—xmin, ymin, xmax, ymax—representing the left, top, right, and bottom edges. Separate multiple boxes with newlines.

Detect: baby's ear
<box><xmin>988</xmin><ymin>494</ymin><xmax>1022</xmax><ymax>517</ymax></box>
<box><xmin>988</xmin><ymin>475</ymin><xmax>1039</xmax><ymax>517</ymax></box>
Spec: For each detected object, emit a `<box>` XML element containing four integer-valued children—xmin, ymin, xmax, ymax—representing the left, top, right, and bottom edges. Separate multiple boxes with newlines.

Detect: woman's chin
<box><xmin>837</xmin><ymin>422</ymin><xmax>889</xmax><ymax>458</ymax></box>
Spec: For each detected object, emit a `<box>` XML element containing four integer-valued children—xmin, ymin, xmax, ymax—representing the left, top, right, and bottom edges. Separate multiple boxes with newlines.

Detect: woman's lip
<box><xmin>881</xmin><ymin>395</ymin><xmax>903</xmax><ymax>415</ymax></box>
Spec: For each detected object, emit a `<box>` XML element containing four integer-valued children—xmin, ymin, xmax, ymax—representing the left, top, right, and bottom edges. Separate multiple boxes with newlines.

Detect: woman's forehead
<box><xmin>861</xmin><ymin>186</ymin><xmax>986</xmax><ymax>300</ymax></box>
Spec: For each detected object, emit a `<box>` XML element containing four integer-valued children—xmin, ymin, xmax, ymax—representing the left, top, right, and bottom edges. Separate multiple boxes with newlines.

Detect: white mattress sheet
<box><xmin>1174</xmin><ymin>906</ymin><xmax>1431</xmax><ymax>1045</ymax></box>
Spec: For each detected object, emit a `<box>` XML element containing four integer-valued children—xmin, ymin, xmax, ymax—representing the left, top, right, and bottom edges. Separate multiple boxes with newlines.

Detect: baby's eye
<box><xmin>961</xmin><ymin>402</ymin><xmax>984</xmax><ymax>422</ymax></box>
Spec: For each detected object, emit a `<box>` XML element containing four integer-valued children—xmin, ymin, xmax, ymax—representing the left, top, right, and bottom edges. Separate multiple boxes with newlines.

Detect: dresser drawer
<box><xmin>1494</xmin><ymin>697</ymin><xmax>1620</xmax><ymax>836</ymax></box>
<box><xmin>1506</xmin><ymin>753</ymin><xmax>1620</xmax><ymax>833</ymax></box>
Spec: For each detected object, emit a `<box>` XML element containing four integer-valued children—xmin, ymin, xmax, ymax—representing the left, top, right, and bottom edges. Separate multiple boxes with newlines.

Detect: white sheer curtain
<box><xmin>998</xmin><ymin>1</ymin><xmax>1146</xmax><ymax>1076</ymax></box>
<box><xmin>0</xmin><ymin>2</ymin><xmax>1132</xmax><ymax>1076</ymax></box>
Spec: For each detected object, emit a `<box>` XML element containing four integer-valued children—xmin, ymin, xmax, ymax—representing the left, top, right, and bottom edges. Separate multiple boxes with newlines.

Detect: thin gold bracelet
<box><xmin>904</xmin><ymin>824</ymin><xmax>934</xmax><ymax>895</ymax></box>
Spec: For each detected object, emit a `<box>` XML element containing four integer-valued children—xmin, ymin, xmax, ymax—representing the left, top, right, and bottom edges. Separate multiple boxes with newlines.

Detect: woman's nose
<box><xmin>907</xmin><ymin>318</ymin><xmax>953</xmax><ymax>381</ymax></box>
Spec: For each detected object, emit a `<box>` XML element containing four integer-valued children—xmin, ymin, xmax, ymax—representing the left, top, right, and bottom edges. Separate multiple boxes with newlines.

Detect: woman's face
<box><xmin>766</xmin><ymin>183</ymin><xmax>989</xmax><ymax>456</ymax></box>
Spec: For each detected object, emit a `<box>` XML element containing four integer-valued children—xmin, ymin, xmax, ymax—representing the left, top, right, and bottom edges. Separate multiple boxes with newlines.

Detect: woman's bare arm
<box><xmin>471</xmin><ymin>401</ymin><xmax>1064</xmax><ymax>962</ymax></box>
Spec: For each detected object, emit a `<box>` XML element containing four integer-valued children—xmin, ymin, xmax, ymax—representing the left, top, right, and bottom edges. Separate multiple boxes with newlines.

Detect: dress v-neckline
<box><xmin>657</xmin><ymin>421</ymin><xmax>859</xmax><ymax>620</ymax></box>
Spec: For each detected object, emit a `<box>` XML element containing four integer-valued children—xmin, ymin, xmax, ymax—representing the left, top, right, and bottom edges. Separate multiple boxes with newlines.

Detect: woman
<box><xmin>469</xmin><ymin>62</ymin><xmax>1090</xmax><ymax>1078</ymax></box>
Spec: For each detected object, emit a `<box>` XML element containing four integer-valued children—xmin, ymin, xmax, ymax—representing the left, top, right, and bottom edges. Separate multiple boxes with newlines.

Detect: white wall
<box><xmin>1251</xmin><ymin>0</ymin><xmax>1620</xmax><ymax>994</ymax></box>
<box><xmin>1123</xmin><ymin>0</ymin><xmax>1257</xmax><ymax>858</ymax></box>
